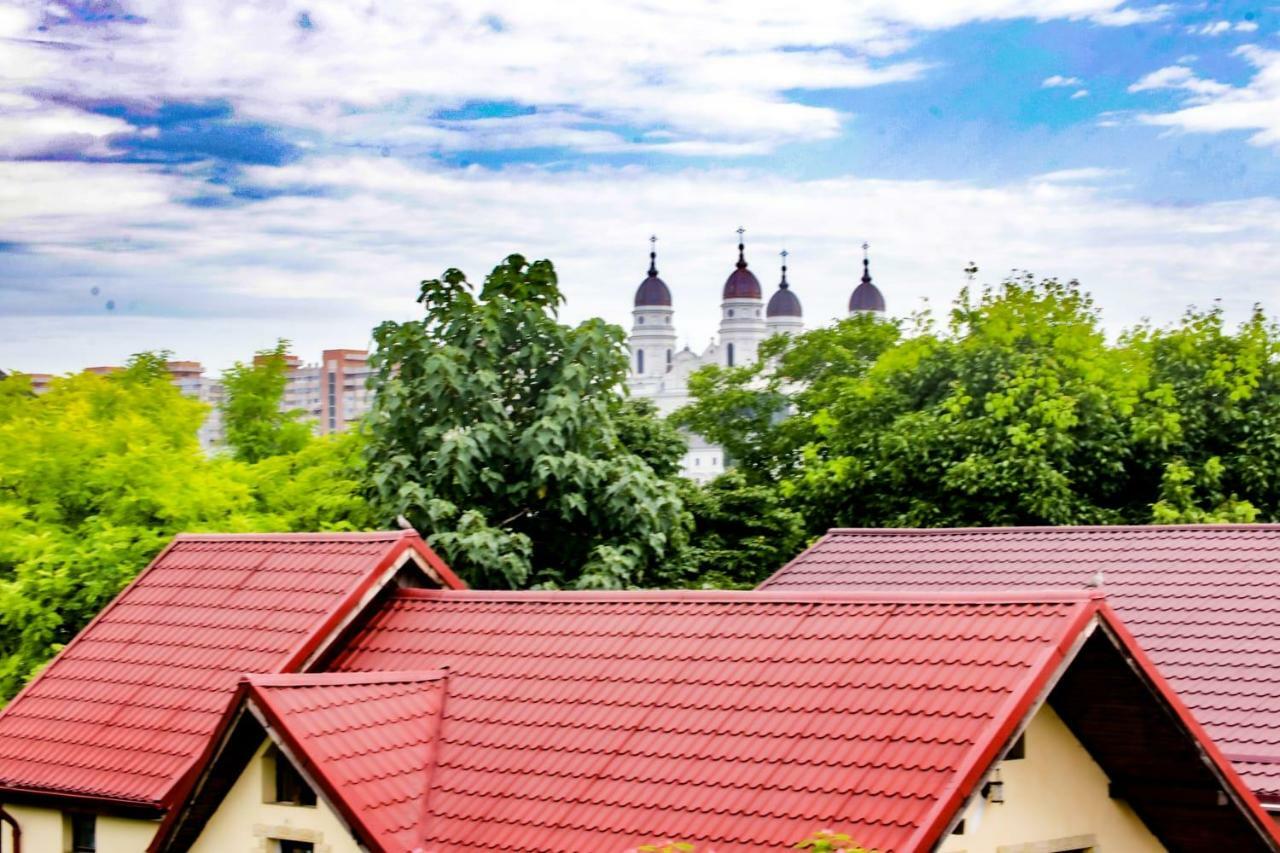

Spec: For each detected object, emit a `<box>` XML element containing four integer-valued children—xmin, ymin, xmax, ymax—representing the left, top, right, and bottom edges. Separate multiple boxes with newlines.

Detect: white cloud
<box><xmin>1044</xmin><ymin>75</ymin><xmax>1084</xmax><ymax>87</ymax></box>
<box><xmin>1128</xmin><ymin>65</ymin><xmax>1232</xmax><ymax>98</ymax></box>
<box><xmin>1187</xmin><ymin>19</ymin><xmax>1260</xmax><ymax>36</ymax></box>
<box><xmin>0</xmin><ymin>98</ymin><xmax>132</xmax><ymax>158</ymax></box>
<box><xmin>0</xmin><ymin>0</ymin><xmax>1169</xmax><ymax>157</ymax></box>
<box><xmin>1132</xmin><ymin>48</ymin><xmax>1280</xmax><ymax>147</ymax></box>
<box><xmin>1071</xmin><ymin>89</ymin><xmax>1090</xmax><ymax>99</ymax></box>
<box><xmin>2</xmin><ymin>156</ymin><xmax>1278</xmax><ymax>374</ymax></box>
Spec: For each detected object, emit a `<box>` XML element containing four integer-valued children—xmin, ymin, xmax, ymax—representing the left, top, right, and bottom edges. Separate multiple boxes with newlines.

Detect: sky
<box><xmin>2</xmin><ymin>1</ymin><xmax>1279</xmax><ymax>374</ymax></box>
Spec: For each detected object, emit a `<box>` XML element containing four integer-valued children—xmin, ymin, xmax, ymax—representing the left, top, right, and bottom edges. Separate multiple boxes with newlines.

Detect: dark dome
<box><xmin>767</xmin><ymin>286</ymin><xmax>802</xmax><ymax>317</ymax></box>
<box><xmin>849</xmin><ymin>258</ymin><xmax>885</xmax><ymax>313</ymax></box>
<box><xmin>635</xmin><ymin>273</ymin><xmax>672</xmax><ymax>307</ymax></box>
<box><xmin>634</xmin><ymin>248</ymin><xmax>672</xmax><ymax>307</ymax></box>
<box><xmin>722</xmin><ymin>241</ymin><xmax>761</xmax><ymax>300</ymax></box>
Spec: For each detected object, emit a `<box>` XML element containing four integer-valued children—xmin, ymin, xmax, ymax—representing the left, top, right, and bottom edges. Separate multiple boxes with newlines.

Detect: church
<box><xmin>626</xmin><ymin>230</ymin><xmax>886</xmax><ymax>482</ymax></box>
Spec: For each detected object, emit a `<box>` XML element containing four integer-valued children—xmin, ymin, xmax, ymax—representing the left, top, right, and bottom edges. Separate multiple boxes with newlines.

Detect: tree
<box><xmin>0</xmin><ymin>355</ymin><xmax>371</xmax><ymax>698</ymax></box>
<box><xmin>676</xmin><ymin>471</ymin><xmax>808</xmax><ymax>589</ymax></box>
<box><xmin>677</xmin><ymin>274</ymin><xmax>1234</xmax><ymax>534</ymax></box>
<box><xmin>221</xmin><ymin>339</ymin><xmax>313</xmax><ymax>463</ymax></box>
<box><xmin>364</xmin><ymin>255</ymin><xmax>689</xmax><ymax>590</ymax></box>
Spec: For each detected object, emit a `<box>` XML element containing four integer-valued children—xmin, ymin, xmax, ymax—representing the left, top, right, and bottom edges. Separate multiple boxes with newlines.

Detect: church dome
<box><xmin>722</xmin><ymin>235</ymin><xmax>762</xmax><ymax>300</ymax></box>
<box><xmin>766</xmin><ymin>254</ymin><xmax>802</xmax><ymax>317</ymax></box>
<box><xmin>849</xmin><ymin>249</ymin><xmax>885</xmax><ymax>313</ymax></box>
<box><xmin>634</xmin><ymin>242</ymin><xmax>672</xmax><ymax>307</ymax></box>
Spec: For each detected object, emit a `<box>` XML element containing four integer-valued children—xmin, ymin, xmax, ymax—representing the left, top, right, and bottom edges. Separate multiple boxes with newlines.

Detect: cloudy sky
<box><xmin>2</xmin><ymin>1</ymin><xmax>1279</xmax><ymax>374</ymax></box>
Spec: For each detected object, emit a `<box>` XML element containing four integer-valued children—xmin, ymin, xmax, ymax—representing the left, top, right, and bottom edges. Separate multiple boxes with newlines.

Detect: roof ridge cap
<box><xmin>391</xmin><ymin>588</ymin><xmax>1098</xmax><ymax>605</ymax></box>
<box><xmin>173</xmin><ymin>530</ymin><xmax>413</xmax><ymax>542</ymax></box>
<box><xmin>245</xmin><ymin>670</ymin><xmax>449</xmax><ymax>688</ymax></box>
<box><xmin>824</xmin><ymin>524</ymin><xmax>1280</xmax><ymax>535</ymax></box>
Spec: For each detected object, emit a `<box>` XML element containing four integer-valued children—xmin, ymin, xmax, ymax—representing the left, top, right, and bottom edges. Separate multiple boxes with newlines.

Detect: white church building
<box><xmin>626</xmin><ymin>231</ymin><xmax>886</xmax><ymax>482</ymax></box>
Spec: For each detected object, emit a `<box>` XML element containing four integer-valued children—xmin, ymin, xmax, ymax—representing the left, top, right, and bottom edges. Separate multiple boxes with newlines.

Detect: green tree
<box><xmin>221</xmin><ymin>339</ymin><xmax>313</xmax><ymax>463</ymax></box>
<box><xmin>364</xmin><ymin>255</ymin><xmax>689</xmax><ymax>589</ymax></box>
<box><xmin>676</xmin><ymin>471</ymin><xmax>808</xmax><ymax>588</ymax></box>
<box><xmin>0</xmin><ymin>355</ymin><xmax>371</xmax><ymax>698</ymax></box>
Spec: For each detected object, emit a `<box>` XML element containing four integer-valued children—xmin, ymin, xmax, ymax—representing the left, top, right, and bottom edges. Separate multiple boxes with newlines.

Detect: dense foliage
<box><xmin>674</xmin><ymin>274</ymin><xmax>1280</xmax><ymax>534</ymax></box>
<box><xmin>364</xmin><ymin>255</ymin><xmax>689</xmax><ymax>589</ymax></box>
<box><xmin>221</xmin><ymin>339</ymin><xmax>313</xmax><ymax>463</ymax></box>
<box><xmin>0</xmin><ymin>357</ymin><xmax>370</xmax><ymax>698</ymax></box>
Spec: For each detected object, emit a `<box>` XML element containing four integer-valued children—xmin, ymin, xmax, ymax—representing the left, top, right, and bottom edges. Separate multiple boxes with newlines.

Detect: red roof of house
<box><xmin>211</xmin><ymin>587</ymin><xmax>1259</xmax><ymax>853</ymax></box>
<box><xmin>760</xmin><ymin>524</ymin><xmax>1280</xmax><ymax>803</ymax></box>
<box><xmin>245</xmin><ymin>671</ymin><xmax>448</xmax><ymax>851</ymax></box>
<box><xmin>0</xmin><ymin>530</ymin><xmax>463</xmax><ymax>812</ymax></box>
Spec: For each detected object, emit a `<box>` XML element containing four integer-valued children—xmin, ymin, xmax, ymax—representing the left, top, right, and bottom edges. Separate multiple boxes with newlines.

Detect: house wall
<box><xmin>1</xmin><ymin>803</ymin><xmax>158</xmax><ymax>852</ymax></box>
<box><xmin>189</xmin><ymin>740</ymin><xmax>361</xmax><ymax>853</ymax></box>
<box><xmin>938</xmin><ymin>703</ymin><xmax>1164</xmax><ymax>853</ymax></box>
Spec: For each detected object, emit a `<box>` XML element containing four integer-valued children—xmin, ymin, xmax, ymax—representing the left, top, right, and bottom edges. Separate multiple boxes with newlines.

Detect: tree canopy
<box><xmin>0</xmin><ymin>356</ymin><xmax>371</xmax><ymax>697</ymax></box>
<box><xmin>674</xmin><ymin>273</ymin><xmax>1280</xmax><ymax>536</ymax></box>
<box><xmin>221</xmin><ymin>339</ymin><xmax>313</xmax><ymax>463</ymax></box>
<box><xmin>363</xmin><ymin>255</ymin><xmax>689</xmax><ymax>590</ymax></box>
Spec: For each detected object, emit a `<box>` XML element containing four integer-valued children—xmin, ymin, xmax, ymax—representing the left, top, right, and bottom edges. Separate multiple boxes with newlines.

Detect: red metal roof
<box><xmin>760</xmin><ymin>524</ymin><xmax>1280</xmax><ymax>803</ymax></box>
<box><xmin>0</xmin><ymin>530</ymin><xmax>463</xmax><ymax>811</ymax></box>
<box><xmin>246</xmin><ymin>671</ymin><xmax>448</xmax><ymax>852</ymax></box>
<box><xmin>319</xmin><ymin>589</ymin><xmax>1090</xmax><ymax>851</ymax></box>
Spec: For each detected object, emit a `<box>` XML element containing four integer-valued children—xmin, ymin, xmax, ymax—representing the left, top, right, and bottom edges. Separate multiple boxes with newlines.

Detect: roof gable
<box><xmin>760</xmin><ymin>524</ymin><xmax>1280</xmax><ymax>802</ymax></box>
<box><xmin>332</xmin><ymin>590</ymin><xmax>1095</xmax><ymax>851</ymax></box>
<box><xmin>152</xmin><ymin>588</ymin><xmax>1278</xmax><ymax>852</ymax></box>
<box><xmin>0</xmin><ymin>530</ymin><xmax>462</xmax><ymax>811</ymax></box>
<box><xmin>247</xmin><ymin>671</ymin><xmax>447</xmax><ymax>851</ymax></box>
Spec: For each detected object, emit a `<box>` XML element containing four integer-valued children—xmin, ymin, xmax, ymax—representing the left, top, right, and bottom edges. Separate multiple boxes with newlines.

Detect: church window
<box><xmin>755</xmin><ymin>309</ymin><xmax>760</xmax><ymax>317</ymax></box>
<box><xmin>638</xmin><ymin>316</ymin><xmax>644</xmax><ymax>324</ymax></box>
<box><xmin>636</xmin><ymin>349</ymin><xmax>645</xmax><ymax>374</ymax></box>
<box><xmin>727</xmin><ymin>343</ymin><xmax>735</xmax><ymax>367</ymax></box>
<box><xmin>666</xmin><ymin>349</ymin><xmax>672</xmax><ymax>366</ymax></box>
<box><xmin>727</xmin><ymin>309</ymin><xmax>735</xmax><ymax>318</ymax></box>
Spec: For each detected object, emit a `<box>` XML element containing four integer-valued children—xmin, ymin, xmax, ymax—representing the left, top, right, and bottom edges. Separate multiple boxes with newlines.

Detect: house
<box><xmin>0</xmin><ymin>531</ymin><xmax>465</xmax><ymax>852</ymax></box>
<box><xmin>149</xmin><ymin>588</ymin><xmax>1276</xmax><ymax>852</ymax></box>
<box><xmin>759</xmin><ymin>523</ymin><xmax>1280</xmax><ymax>817</ymax></box>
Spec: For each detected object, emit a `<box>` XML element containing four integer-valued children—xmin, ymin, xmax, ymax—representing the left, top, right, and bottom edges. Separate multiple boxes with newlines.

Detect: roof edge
<box><xmin>391</xmin><ymin>587</ymin><xmax>1103</xmax><ymax>605</ymax></box>
<box><xmin>246</xmin><ymin>670</ymin><xmax>448</xmax><ymax>689</ymax></box>
<box><xmin>172</xmin><ymin>530</ymin><xmax>411</xmax><ymax>542</ymax></box>
<box><xmin>1091</xmin><ymin>601</ymin><xmax>1280</xmax><ymax>846</ymax></box>
<box><xmin>245</xmin><ymin>683</ymin><xmax>397</xmax><ymax>852</ymax></box>
<box><xmin>0</xmin><ymin>535</ymin><xmax>186</xmax><ymax>810</ymax></box>
<box><xmin>907</xmin><ymin>597</ymin><xmax>1102</xmax><ymax>850</ymax></box>
<box><xmin>821</xmin><ymin>523</ymin><xmax>1280</xmax><ymax>535</ymax></box>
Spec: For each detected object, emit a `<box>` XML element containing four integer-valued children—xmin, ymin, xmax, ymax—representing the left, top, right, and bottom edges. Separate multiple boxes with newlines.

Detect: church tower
<box><xmin>717</xmin><ymin>228</ymin><xmax>766</xmax><ymax>367</ymax></box>
<box><xmin>765</xmin><ymin>249</ymin><xmax>804</xmax><ymax>337</ymax></box>
<box><xmin>629</xmin><ymin>235</ymin><xmax>677</xmax><ymax>379</ymax></box>
<box><xmin>848</xmin><ymin>241</ymin><xmax>886</xmax><ymax>315</ymax></box>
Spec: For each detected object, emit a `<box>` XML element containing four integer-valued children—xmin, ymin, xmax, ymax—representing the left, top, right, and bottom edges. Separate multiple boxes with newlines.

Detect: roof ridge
<box><xmin>391</xmin><ymin>588</ymin><xmax>1102</xmax><ymax>605</ymax></box>
<box><xmin>824</xmin><ymin>524</ymin><xmax>1280</xmax><ymax>535</ymax></box>
<box><xmin>246</xmin><ymin>670</ymin><xmax>448</xmax><ymax>688</ymax></box>
<box><xmin>174</xmin><ymin>530</ymin><xmax>414</xmax><ymax>542</ymax></box>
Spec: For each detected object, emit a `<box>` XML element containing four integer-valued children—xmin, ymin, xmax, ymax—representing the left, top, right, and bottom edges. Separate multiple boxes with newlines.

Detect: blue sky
<box><xmin>2</xmin><ymin>1</ymin><xmax>1279</xmax><ymax>373</ymax></box>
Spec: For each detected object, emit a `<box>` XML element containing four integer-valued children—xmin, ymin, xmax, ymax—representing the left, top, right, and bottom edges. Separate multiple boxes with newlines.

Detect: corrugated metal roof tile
<box><xmin>309</xmin><ymin>590</ymin><xmax>1093</xmax><ymax>852</ymax></box>
<box><xmin>0</xmin><ymin>531</ymin><xmax>439</xmax><ymax>808</ymax></box>
<box><xmin>761</xmin><ymin>524</ymin><xmax>1280</xmax><ymax>799</ymax></box>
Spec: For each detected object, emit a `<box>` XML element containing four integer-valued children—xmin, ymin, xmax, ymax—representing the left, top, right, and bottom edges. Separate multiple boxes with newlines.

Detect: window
<box><xmin>726</xmin><ymin>342</ymin><xmax>735</xmax><ymax>367</ymax></box>
<box><xmin>727</xmin><ymin>308</ymin><xmax>735</xmax><ymax>317</ymax></box>
<box><xmin>68</xmin><ymin>813</ymin><xmax>95</xmax><ymax>852</ymax></box>
<box><xmin>1006</xmin><ymin>732</ymin><xmax>1026</xmax><ymax>760</ymax></box>
<box><xmin>666</xmin><ymin>349</ymin><xmax>672</xmax><ymax>366</ymax></box>
<box><xmin>637</xmin><ymin>316</ymin><xmax>644</xmax><ymax>324</ymax></box>
<box><xmin>276</xmin><ymin>841</ymin><xmax>315</xmax><ymax>853</ymax></box>
<box><xmin>636</xmin><ymin>349</ymin><xmax>645</xmax><ymax>374</ymax></box>
<box><xmin>267</xmin><ymin>746</ymin><xmax>316</xmax><ymax>806</ymax></box>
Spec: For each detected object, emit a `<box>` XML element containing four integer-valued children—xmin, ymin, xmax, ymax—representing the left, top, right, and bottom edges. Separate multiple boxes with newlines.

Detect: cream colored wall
<box><xmin>189</xmin><ymin>740</ymin><xmax>361</xmax><ymax>853</ymax></box>
<box><xmin>0</xmin><ymin>803</ymin><xmax>159</xmax><ymax>852</ymax></box>
<box><xmin>938</xmin><ymin>703</ymin><xmax>1165</xmax><ymax>853</ymax></box>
